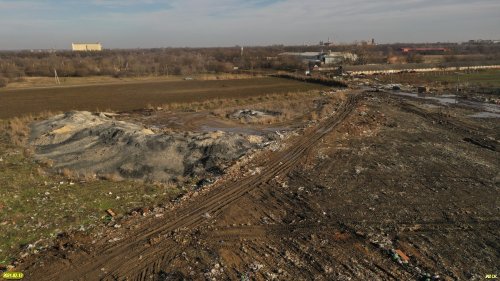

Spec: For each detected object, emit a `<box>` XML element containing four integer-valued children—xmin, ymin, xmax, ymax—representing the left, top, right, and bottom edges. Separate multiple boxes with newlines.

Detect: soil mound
<box><xmin>29</xmin><ymin>111</ymin><xmax>267</xmax><ymax>182</ymax></box>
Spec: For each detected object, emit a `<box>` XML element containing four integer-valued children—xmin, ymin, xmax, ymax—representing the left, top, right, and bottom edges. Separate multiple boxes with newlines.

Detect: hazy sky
<box><xmin>1</xmin><ymin>0</ymin><xmax>499</xmax><ymax>50</ymax></box>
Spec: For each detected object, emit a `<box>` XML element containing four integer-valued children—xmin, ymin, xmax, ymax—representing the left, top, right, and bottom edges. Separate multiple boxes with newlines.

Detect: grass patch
<box><xmin>0</xmin><ymin>119</ymin><xmax>184</xmax><ymax>265</ymax></box>
<box><xmin>374</xmin><ymin>69</ymin><xmax>500</xmax><ymax>88</ymax></box>
<box><xmin>204</xmin><ymin>90</ymin><xmax>344</xmax><ymax>124</ymax></box>
<box><xmin>153</xmin><ymin>89</ymin><xmax>336</xmax><ymax>124</ymax></box>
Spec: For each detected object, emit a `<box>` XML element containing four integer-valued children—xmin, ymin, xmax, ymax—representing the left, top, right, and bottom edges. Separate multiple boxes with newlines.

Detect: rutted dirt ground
<box><xmin>16</xmin><ymin>89</ymin><xmax>500</xmax><ymax>280</ymax></box>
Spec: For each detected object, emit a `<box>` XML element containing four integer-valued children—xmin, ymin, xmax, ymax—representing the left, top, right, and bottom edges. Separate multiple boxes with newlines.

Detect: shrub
<box><xmin>0</xmin><ymin>76</ymin><xmax>8</xmax><ymax>88</ymax></box>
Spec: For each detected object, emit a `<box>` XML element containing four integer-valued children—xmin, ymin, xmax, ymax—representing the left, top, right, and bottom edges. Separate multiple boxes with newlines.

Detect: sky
<box><xmin>0</xmin><ymin>0</ymin><xmax>499</xmax><ymax>50</ymax></box>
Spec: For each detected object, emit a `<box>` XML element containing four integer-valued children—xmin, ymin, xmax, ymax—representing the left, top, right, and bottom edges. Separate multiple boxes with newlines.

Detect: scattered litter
<box><xmin>106</xmin><ymin>209</ymin><xmax>116</xmax><ymax>217</ymax></box>
<box><xmin>395</xmin><ymin>249</ymin><xmax>410</xmax><ymax>263</ymax></box>
<box><xmin>107</xmin><ymin>237</ymin><xmax>121</xmax><ymax>243</ymax></box>
<box><xmin>390</xmin><ymin>249</ymin><xmax>409</xmax><ymax>265</ymax></box>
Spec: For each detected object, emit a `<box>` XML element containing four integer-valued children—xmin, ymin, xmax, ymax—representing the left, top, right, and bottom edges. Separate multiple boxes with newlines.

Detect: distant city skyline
<box><xmin>0</xmin><ymin>0</ymin><xmax>499</xmax><ymax>50</ymax></box>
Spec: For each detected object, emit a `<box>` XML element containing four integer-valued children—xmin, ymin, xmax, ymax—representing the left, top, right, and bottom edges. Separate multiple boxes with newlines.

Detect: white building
<box><xmin>279</xmin><ymin>51</ymin><xmax>358</xmax><ymax>65</ymax></box>
<box><xmin>71</xmin><ymin>43</ymin><xmax>103</xmax><ymax>52</ymax></box>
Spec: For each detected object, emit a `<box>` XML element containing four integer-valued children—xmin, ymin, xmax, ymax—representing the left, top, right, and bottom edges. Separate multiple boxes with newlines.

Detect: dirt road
<box><xmin>18</xmin><ymin>90</ymin><xmax>499</xmax><ymax>280</ymax></box>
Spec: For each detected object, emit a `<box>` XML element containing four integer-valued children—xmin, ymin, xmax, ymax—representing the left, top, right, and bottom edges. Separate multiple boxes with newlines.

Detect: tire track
<box><xmin>24</xmin><ymin>92</ymin><xmax>362</xmax><ymax>281</ymax></box>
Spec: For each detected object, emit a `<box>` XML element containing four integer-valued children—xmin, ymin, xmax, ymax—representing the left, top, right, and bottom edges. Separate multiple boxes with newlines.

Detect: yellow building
<box><xmin>71</xmin><ymin>43</ymin><xmax>103</xmax><ymax>51</ymax></box>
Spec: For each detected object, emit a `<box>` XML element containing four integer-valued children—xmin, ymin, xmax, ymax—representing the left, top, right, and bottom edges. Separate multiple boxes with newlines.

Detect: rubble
<box><xmin>29</xmin><ymin>111</ymin><xmax>270</xmax><ymax>183</ymax></box>
<box><xmin>230</xmin><ymin>109</ymin><xmax>281</xmax><ymax>122</ymax></box>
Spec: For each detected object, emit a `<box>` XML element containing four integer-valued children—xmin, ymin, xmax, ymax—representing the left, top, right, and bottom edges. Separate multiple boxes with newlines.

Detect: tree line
<box><xmin>1</xmin><ymin>43</ymin><xmax>499</xmax><ymax>87</ymax></box>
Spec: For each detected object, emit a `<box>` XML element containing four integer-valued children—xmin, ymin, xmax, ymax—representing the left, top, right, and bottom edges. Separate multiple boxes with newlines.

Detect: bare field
<box><xmin>0</xmin><ymin>77</ymin><xmax>327</xmax><ymax>119</ymax></box>
<box><xmin>4</xmin><ymin>74</ymin><xmax>261</xmax><ymax>89</ymax></box>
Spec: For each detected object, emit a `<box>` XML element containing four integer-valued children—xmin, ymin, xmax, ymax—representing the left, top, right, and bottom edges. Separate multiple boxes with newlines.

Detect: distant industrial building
<box><xmin>71</xmin><ymin>43</ymin><xmax>103</xmax><ymax>52</ymax></box>
<box><xmin>467</xmin><ymin>39</ymin><xmax>500</xmax><ymax>45</ymax></box>
<box><xmin>279</xmin><ymin>51</ymin><xmax>358</xmax><ymax>65</ymax></box>
<box><xmin>279</xmin><ymin>52</ymin><xmax>324</xmax><ymax>64</ymax></box>
<box><xmin>324</xmin><ymin>52</ymin><xmax>358</xmax><ymax>65</ymax></box>
<box><xmin>358</xmin><ymin>38</ymin><xmax>376</xmax><ymax>46</ymax></box>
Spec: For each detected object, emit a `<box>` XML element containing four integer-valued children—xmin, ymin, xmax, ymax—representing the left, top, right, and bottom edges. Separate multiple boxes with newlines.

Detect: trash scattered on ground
<box><xmin>106</xmin><ymin>209</ymin><xmax>116</xmax><ymax>217</ymax></box>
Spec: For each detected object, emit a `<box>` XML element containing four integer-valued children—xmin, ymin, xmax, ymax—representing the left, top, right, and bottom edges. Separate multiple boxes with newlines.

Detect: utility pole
<box><xmin>54</xmin><ymin>69</ymin><xmax>61</xmax><ymax>85</ymax></box>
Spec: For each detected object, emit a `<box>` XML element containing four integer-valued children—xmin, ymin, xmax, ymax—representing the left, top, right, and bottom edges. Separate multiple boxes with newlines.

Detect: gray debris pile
<box><xmin>29</xmin><ymin>111</ymin><xmax>268</xmax><ymax>183</ymax></box>
<box><xmin>230</xmin><ymin>109</ymin><xmax>280</xmax><ymax>122</ymax></box>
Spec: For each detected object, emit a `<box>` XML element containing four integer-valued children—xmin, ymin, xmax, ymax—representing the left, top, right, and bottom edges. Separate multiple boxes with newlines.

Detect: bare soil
<box><xmin>0</xmin><ymin>78</ymin><xmax>327</xmax><ymax>119</ymax></box>
<box><xmin>16</xmin><ymin>89</ymin><xmax>499</xmax><ymax>280</ymax></box>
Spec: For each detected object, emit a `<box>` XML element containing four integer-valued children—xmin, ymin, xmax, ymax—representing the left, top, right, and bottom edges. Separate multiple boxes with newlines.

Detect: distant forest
<box><xmin>1</xmin><ymin>43</ymin><xmax>499</xmax><ymax>87</ymax></box>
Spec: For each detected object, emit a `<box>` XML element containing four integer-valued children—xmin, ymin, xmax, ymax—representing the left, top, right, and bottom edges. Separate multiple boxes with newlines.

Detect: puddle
<box><xmin>392</xmin><ymin>92</ymin><xmax>458</xmax><ymax>105</ymax></box>
<box><xmin>459</xmin><ymin>100</ymin><xmax>500</xmax><ymax>114</ymax></box>
<box><xmin>391</xmin><ymin>91</ymin><xmax>500</xmax><ymax>116</ymax></box>
<box><xmin>136</xmin><ymin>111</ymin><xmax>291</xmax><ymax>135</ymax></box>
<box><xmin>468</xmin><ymin>112</ymin><xmax>500</xmax><ymax>118</ymax></box>
<box><xmin>422</xmin><ymin>104</ymin><xmax>441</xmax><ymax>109</ymax></box>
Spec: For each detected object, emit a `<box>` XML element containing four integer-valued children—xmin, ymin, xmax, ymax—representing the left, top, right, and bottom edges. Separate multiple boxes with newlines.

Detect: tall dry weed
<box><xmin>8</xmin><ymin>117</ymin><xmax>30</xmax><ymax>146</ymax></box>
<box><xmin>5</xmin><ymin>110</ymin><xmax>59</xmax><ymax>146</ymax></box>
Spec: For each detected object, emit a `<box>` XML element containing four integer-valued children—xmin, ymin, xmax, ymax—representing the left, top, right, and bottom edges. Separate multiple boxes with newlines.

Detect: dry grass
<box><xmin>158</xmin><ymin>91</ymin><xmax>320</xmax><ymax>113</ymax></box>
<box><xmin>57</xmin><ymin>169</ymin><xmax>101</xmax><ymax>182</ymax></box>
<box><xmin>200</xmin><ymin>74</ymin><xmax>263</xmax><ymax>80</ymax></box>
<box><xmin>38</xmin><ymin>157</ymin><xmax>55</xmax><ymax>168</ymax></box>
<box><xmin>4</xmin><ymin>74</ymin><xmax>261</xmax><ymax>89</ymax></box>
<box><xmin>156</xmin><ymin>90</ymin><xmax>326</xmax><ymax>126</ymax></box>
<box><xmin>191</xmin><ymin>90</ymin><xmax>339</xmax><ymax>125</ymax></box>
<box><xmin>100</xmin><ymin>172</ymin><xmax>124</xmax><ymax>182</ymax></box>
<box><xmin>5</xmin><ymin>111</ymin><xmax>60</xmax><ymax>146</ymax></box>
<box><xmin>7</xmin><ymin>117</ymin><xmax>30</xmax><ymax>146</ymax></box>
<box><xmin>59</xmin><ymin>168</ymin><xmax>75</xmax><ymax>178</ymax></box>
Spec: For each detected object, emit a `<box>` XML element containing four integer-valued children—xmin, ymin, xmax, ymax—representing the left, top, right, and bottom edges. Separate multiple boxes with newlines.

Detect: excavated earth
<box><xmin>18</xmin><ymin>90</ymin><xmax>500</xmax><ymax>280</ymax></box>
<box><xmin>29</xmin><ymin>111</ymin><xmax>271</xmax><ymax>183</ymax></box>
